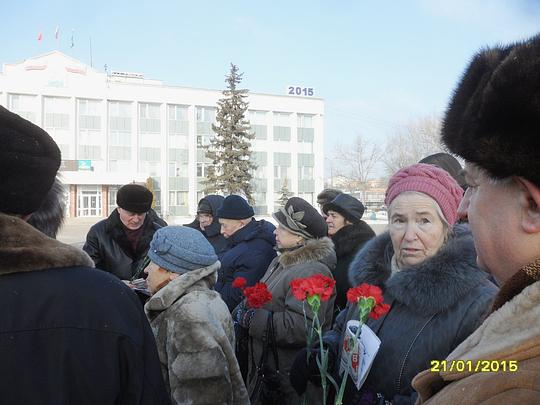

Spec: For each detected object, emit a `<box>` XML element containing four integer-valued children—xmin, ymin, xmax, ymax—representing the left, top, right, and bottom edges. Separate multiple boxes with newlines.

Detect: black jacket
<box><xmin>215</xmin><ymin>219</ymin><xmax>277</xmax><ymax>312</ymax></box>
<box><xmin>184</xmin><ymin>195</ymin><xmax>228</xmax><ymax>254</ymax></box>
<box><xmin>0</xmin><ymin>214</ymin><xmax>170</xmax><ymax>405</ymax></box>
<box><xmin>83</xmin><ymin>208</ymin><xmax>167</xmax><ymax>280</ymax></box>
<box><xmin>331</xmin><ymin>220</ymin><xmax>375</xmax><ymax>312</ymax></box>
<box><xmin>323</xmin><ymin>225</ymin><xmax>498</xmax><ymax>404</ymax></box>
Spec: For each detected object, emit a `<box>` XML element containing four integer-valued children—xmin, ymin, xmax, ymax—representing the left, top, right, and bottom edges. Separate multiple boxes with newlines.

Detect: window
<box><xmin>139</xmin><ymin>103</ymin><xmax>161</xmax><ymax>133</ymax></box>
<box><xmin>168</xmin><ymin>105</ymin><xmax>188</xmax><ymax>121</ymax></box>
<box><xmin>297</xmin><ymin>114</ymin><xmax>314</xmax><ymax>128</ymax></box>
<box><xmin>168</xmin><ymin>105</ymin><xmax>189</xmax><ymax>136</ymax></box>
<box><xmin>298</xmin><ymin>166</ymin><xmax>314</xmax><ymax>180</ymax></box>
<box><xmin>196</xmin><ymin>107</ymin><xmax>216</xmax><ymax>123</ymax></box>
<box><xmin>274</xmin><ymin>165</ymin><xmax>290</xmax><ymax>178</ymax></box>
<box><xmin>169</xmin><ymin>191</ymin><xmax>188</xmax><ymax>206</ymax></box>
<box><xmin>274</xmin><ymin>112</ymin><xmax>291</xmax><ymax>126</ymax></box>
<box><xmin>197</xmin><ymin>163</ymin><xmax>206</xmax><ymax>178</ymax></box>
<box><xmin>44</xmin><ymin>96</ymin><xmax>70</xmax><ymax>129</ymax></box>
<box><xmin>249</xmin><ymin>110</ymin><xmax>267</xmax><ymax>125</ymax></box>
<box><xmin>8</xmin><ymin>94</ymin><xmax>37</xmax><ymax>123</ymax></box>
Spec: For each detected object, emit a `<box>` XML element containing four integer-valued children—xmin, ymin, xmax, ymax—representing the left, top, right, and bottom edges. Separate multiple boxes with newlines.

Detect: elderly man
<box><xmin>0</xmin><ymin>106</ymin><xmax>169</xmax><ymax>404</ymax></box>
<box><xmin>413</xmin><ymin>34</ymin><xmax>540</xmax><ymax>403</ymax></box>
<box><xmin>83</xmin><ymin>183</ymin><xmax>167</xmax><ymax>281</ymax></box>
<box><xmin>214</xmin><ymin>195</ymin><xmax>276</xmax><ymax>312</ymax></box>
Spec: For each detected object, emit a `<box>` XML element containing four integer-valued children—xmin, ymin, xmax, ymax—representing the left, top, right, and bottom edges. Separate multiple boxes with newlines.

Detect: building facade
<box><xmin>0</xmin><ymin>51</ymin><xmax>324</xmax><ymax>218</ymax></box>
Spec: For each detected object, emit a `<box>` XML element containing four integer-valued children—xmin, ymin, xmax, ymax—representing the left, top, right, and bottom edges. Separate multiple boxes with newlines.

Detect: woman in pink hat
<box><xmin>290</xmin><ymin>163</ymin><xmax>498</xmax><ymax>405</ymax></box>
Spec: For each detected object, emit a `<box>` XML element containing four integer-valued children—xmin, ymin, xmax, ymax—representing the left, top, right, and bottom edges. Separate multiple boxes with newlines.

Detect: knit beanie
<box><xmin>273</xmin><ymin>197</ymin><xmax>327</xmax><ymax>239</ymax></box>
<box><xmin>148</xmin><ymin>226</ymin><xmax>218</xmax><ymax>274</ymax></box>
<box><xmin>216</xmin><ymin>195</ymin><xmax>254</xmax><ymax>219</ymax></box>
<box><xmin>322</xmin><ymin>193</ymin><xmax>365</xmax><ymax>224</ymax></box>
<box><xmin>385</xmin><ymin>163</ymin><xmax>464</xmax><ymax>225</ymax></box>
<box><xmin>0</xmin><ymin>106</ymin><xmax>61</xmax><ymax>215</ymax></box>
<box><xmin>116</xmin><ymin>184</ymin><xmax>153</xmax><ymax>213</ymax></box>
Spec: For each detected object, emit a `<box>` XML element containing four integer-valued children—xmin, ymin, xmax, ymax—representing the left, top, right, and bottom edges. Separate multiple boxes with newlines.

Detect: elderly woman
<box><xmin>144</xmin><ymin>226</ymin><xmax>249</xmax><ymax>405</ymax></box>
<box><xmin>234</xmin><ymin>197</ymin><xmax>336</xmax><ymax>405</ymax></box>
<box><xmin>290</xmin><ymin>163</ymin><xmax>498</xmax><ymax>404</ymax></box>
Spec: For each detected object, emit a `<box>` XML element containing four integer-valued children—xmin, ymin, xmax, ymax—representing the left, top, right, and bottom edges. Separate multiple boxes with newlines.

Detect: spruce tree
<box><xmin>276</xmin><ymin>179</ymin><xmax>293</xmax><ymax>208</ymax></box>
<box><xmin>204</xmin><ymin>64</ymin><xmax>256</xmax><ymax>203</ymax></box>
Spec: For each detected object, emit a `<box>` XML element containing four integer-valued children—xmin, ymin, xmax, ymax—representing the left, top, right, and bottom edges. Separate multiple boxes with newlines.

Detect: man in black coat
<box><xmin>323</xmin><ymin>193</ymin><xmax>375</xmax><ymax>312</ymax></box>
<box><xmin>0</xmin><ymin>106</ymin><xmax>169</xmax><ymax>404</ymax></box>
<box><xmin>83</xmin><ymin>184</ymin><xmax>167</xmax><ymax>281</ymax></box>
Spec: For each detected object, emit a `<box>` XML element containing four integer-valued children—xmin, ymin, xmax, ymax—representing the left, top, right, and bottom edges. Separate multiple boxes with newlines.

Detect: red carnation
<box><xmin>290</xmin><ymin>274</ymin><xmax>336</xmax><ymax>303</ymax></box>
<box><xmin>346</xmin><ymin>283</ymin><xmax>389</xmax><ymax>321</ymax></box>
<box><xmin>232</xmin><ymin>277</ymin><xmax>247</xmax><ymax>290</ymax></box>
<box><xmin>243</xmin><ymin>282</ymin><xmax>272</xmax><ymax>309</ymax></box>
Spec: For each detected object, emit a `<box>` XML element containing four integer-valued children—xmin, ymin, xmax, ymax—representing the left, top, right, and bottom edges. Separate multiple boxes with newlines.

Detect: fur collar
<box><xmin>0</xmin><ymin>214</ymin><xmax>94</xmax><ymax>275</ymax></box>
<box><xmin>444</xmin><ymin>280</ymin><xmax>540</xmax><ymax>374</ymax></box>
<box><xmin>331</xmin><ymin>221</ymin><xmax>375</xmax><ymax>258</ymax></box>
<box><xmin>279</xmin><ymin>237</ymin><xmax>336</xmax><ymax>268</ymax></box>
<box><xmin>348</xmin><ymin>224</ymin><xmax>488</xmax><ymax>315</ymax></box>
<box><xmin>145</xmin><ymin>262</ymin><xmax>220</xmax><ymax>311</ymax></box>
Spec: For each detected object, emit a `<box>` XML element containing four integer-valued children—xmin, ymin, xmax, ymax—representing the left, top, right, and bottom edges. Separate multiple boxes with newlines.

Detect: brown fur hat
<box><xmin>442</xmin><ymin>34</ymin><xmax>540</xmax><ymax>185</ymax></box>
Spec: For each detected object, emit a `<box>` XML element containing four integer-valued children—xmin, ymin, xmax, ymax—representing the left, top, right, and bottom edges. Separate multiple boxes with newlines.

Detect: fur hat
<box><xmin>116</xmin><ymin>184</ymin><xmax>153</xmax><ymax>213</ymax></box>
<box><xmin>385</xmin><ymin>163</ymin><xmax>464</xmax><ymax>225</ymax></box>
<box><xmin>442</xmin><ymin>34</ymin><xmax>540</xmax><ymax>185</ymax></box>
<box><xmin>0</xmin><ymin>106</ymin><xmax>61</xmax><ymax>215</ymax></box>
<box><xmin>216</xmin><ymin>195</ymin><xmax>254</xmax><ymax>219</ymax></box>
<box><xmin>316</xmin><ymin>188</ymin><xmax>342</xmax><ymax>206</ymax></box>
<box><xmin>323</xmin><ymin>193</ymin><xmax>365</xmax><ymax>224</ymax></box>
<box><xmin>273</xmin><ymin>197</ymin><xmax>327</xmax><ymax>239</ymax></box>
<box><xmin>148</xmin><ymin>226</ymin><xmax>218</xmax><ymax>274</ymax></box>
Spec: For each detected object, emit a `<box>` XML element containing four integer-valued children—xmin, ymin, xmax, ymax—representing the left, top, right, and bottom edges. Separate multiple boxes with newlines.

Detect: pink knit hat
<box><xmin>385</xmin><ymin>163</ymin><xmax>464</xmax><ymax>225</ymax></box>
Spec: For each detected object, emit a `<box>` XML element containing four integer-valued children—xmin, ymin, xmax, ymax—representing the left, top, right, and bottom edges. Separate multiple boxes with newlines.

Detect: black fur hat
<box><xmin>116</xmin><ymin>184</ymin><xmax>153</xmax><ymax>213</ymax></box>
<box><xmin>0</xmin><ymin>106</ymin><xmax>61</xmax><ymax>215</ymax></box>
<box><xmin>442</xmin><ymin>34</ymin><xmax>540</xmax><ymax>185</ymax></box>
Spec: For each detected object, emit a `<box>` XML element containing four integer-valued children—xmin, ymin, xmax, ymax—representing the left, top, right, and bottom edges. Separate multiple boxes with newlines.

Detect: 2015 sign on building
<box><xmin>287</xmin><ymin>86</ymin><xmax>314</xmax><ymax>96</ymax></box>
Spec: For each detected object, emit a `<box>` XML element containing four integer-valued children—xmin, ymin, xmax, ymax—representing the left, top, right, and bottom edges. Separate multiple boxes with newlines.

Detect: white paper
<box><xmin>339</xmin><ymin>320</ymin><xmax>381</xmax><ymax>390</ymax></box>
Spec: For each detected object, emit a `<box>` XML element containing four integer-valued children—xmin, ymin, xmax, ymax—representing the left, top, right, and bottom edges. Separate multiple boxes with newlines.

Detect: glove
<box><xmin>235</xmin><ymin>302</ymin><xmax>256</xmax><ymax>329</ymax></box>
<box><xmin>289</xmin><ymin>347</ymin><xmax>324</xmax><ymax>395</ymax></box>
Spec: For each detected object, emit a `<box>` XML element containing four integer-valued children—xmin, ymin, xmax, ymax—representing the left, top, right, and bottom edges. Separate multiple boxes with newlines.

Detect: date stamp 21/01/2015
<box><xmin>430</xmin><ymin>360</ymin><xmax>518</xmax><ymax>373</ymax></box>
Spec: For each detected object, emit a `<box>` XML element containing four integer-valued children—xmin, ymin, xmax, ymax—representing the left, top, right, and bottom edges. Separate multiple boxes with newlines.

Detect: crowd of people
<box><xmin>1</xmin><ymin>33</ymin><xmax>539</xmax><ymax>404</ymax></box>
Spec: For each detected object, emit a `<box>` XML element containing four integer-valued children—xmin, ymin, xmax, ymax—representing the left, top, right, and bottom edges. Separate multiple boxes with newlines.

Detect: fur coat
<box><xmin>145</xmin><ymin>263</ymin><xmax>249</xmax><ymax>405</ymax></box>
<box><xmin>322</xmin><ymin>225</ymin><xmax>497</xmax><ymax>404</ymax></box>
<box><xmin>245</xmin><ymin>237</ymin><xmax>337</xmax><ymax>405</ymax></box>
<box><xmin>0</xmin><ymin>214</ymin><xmax>169</xmax><ymax>404</ymax></box>
<box><xmin>331</xmin><ymin>221</ymin><xmax>375</xmax><ymax>312</ymax></box>
<box><xmin>413</xmin><ymin>278</ymin><xmax>540</xmax><ymax>404</ymax></box>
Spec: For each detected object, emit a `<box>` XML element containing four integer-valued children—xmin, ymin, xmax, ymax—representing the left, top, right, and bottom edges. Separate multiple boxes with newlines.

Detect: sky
<box><xmin>1</xmin><ymin>0</ymin><xmax>539</xmax><ymax>166</ymax></box>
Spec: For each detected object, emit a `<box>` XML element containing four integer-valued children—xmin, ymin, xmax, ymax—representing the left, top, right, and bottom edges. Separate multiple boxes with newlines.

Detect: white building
<box><xmin>0</xmin><ymin>51</ymin><xmax>324</xmax><ymax>219</ymax></box>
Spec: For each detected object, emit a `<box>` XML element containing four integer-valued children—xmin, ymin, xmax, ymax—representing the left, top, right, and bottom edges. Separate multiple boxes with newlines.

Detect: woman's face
<box><xmin>389</xmin><ymin>192</ymin><xmax>446</xmax><ymax>268</ymax></box>
<box><xmin>144</xmin><ymin>261</ymin><xmax>175</xmax><ymax>294</ymax></box>
<box><xmin>274</xmin><ymin>225</ymin><xmax>303</xmax><ymax>249</ymax></box>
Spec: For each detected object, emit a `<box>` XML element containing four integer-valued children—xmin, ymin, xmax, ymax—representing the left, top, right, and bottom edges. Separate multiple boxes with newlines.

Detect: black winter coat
<box><xmin>331</xmin><ymin>221</ymin><xmax>375</xmax><ymax>312</ymax></box>
<box><xmin>0</xmin><ymin>214</ymin><xmax>170</xmax><ymax>405</ymax></box>
<box><xmin>184</xmin><ymin>195</ymin><xmax>228</xmax><ymax>254</ymax></box>
<box><xmin>215</xmin><ymin>219</ymin><xmax>277</xmax><ymax>312</ymax></box>
<box><xmin>323</xmin><ymin>225</ymin><xmax>498</xmax><ymax>404</ymax></box>
<box><xmin>83</xmin><ymin>208</ymin><xmax>167</xmax><ymax>280</ymax></box>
